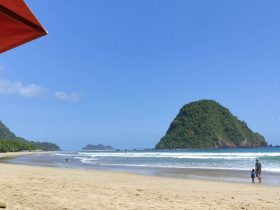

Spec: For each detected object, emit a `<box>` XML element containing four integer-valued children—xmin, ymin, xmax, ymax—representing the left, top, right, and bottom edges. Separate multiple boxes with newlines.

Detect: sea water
<box><xmin>3</xmin><ymin>147</ymin><xmax>280</xmax><ymax>185</ymax></box>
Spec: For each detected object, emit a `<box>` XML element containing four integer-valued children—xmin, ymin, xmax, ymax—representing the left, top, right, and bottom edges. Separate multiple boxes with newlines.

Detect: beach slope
<box><xmin>0</xmin><ymin>161</ymin><xmax>279</xmax><ymax>210</ymax></box>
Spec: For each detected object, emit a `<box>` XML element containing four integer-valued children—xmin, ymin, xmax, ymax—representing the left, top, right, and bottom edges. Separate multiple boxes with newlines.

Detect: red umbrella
<box><xmin>0</xmin><ymin>0</ymin><xmax>47</xmax><ymax>53</ymax></box>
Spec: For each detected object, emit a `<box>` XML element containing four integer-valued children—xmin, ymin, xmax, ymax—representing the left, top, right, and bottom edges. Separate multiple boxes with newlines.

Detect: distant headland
<box><xmin>0</xmin><ymin>120</ymin><xmax>60</xmax><ymax>152</ymax></box>
<box><xmin>156</xmin><ymin>100</ymin><xmax>268</xmax><ymax>149</ymax></box>
<box><xmin>82</xmin><ymin>144</ymin><xmax>114</xmax><ymax>150</ymax></box>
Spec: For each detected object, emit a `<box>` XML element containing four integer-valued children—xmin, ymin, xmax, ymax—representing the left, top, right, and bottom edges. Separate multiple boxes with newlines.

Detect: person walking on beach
<box><xmin>255</xmin><ymin>159</ymin><xmax>262</xmax><ymax>183</ymax></box>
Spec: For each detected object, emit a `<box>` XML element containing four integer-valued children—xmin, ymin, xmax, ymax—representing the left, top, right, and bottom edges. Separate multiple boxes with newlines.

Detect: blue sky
<box><xmin>1</xmin><ymin>0</ymin><xmax>280</xmax><ymax>149</ymax></box>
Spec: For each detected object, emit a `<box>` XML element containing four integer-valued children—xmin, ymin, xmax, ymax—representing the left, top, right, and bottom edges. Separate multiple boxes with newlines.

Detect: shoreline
<box><xmin>0</xmin><ymin>161</ymin><xmax>279</xmax><ymax>209</ymax></box>
<box><xmin>0</xmin><ymin>151</ymin><xmax>280</xmax><ymax>186</ymax></box>
<box><xmin>2</xmin><ymin>151</ymin><xmax>280</xmax><ymax>186</ymax></box>
<box><xmin>0</xmin><ymin>151</ymin><xmax>55</xmax><ymax>160</ymax></box>
<box><xmin>0</xmin><ymin>152</ymin><xmax>280</xmax><ymax>209</ymax></box>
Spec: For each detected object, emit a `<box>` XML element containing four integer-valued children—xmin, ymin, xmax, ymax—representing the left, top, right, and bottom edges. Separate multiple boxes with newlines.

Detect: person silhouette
<box><xmin>255</xmin><ymin>159</ymin><xmax>262</xmax><ymax>183</ymax></box>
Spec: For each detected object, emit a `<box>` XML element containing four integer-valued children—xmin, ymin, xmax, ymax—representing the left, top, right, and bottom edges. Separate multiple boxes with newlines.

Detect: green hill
<box><xmin>0</xmin><ymin>120</ymin><xmax>60</xmax><ymax>152</ymax></box>
<box><xmin>0</xmin><ymin>121</ymin><xmax>16</xmax><ymax>139</ymax></box>
<box><xmin>156</xmin><ymin>100</ymin><xmax>267</xmax><ymax>149</ymax></box>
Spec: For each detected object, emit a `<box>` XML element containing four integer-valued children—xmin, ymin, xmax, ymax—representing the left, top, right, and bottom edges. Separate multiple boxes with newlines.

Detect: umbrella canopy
<box><xmin>0</xmin><ymin>0</ymin><xmax>47</xmax><ymax>53</ymax></box>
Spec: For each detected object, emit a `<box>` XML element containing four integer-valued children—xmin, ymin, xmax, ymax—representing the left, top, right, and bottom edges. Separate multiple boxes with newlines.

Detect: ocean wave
<box><xmin>54</xmin><ymin>152</ymin><xmax>280</xmax><ymax>173</ymax></box>
<box><xmin>53</xmin><ymin>153</ymin><xmax>75</xmax><ymax>157</ymax></box>
<box><xmin>77</xmin><ymin>159</ymin><xmax>280</xmax><ymax>172</ymax></box>
<box><xmin>78</xmin><ymin>157</ymin><xmax>100</xmax><ymax>164</ymax></box>
<box><xmin>77</xmin><ymin>152</ymin><xmax>280</xmax><ymax>160</ymax></box>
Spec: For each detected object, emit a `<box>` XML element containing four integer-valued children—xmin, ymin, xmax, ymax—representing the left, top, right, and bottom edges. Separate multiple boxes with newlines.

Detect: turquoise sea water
<box><xmin>3</xmin><ymin>147</ymin><xmax>280</xmax><ymax>185</ymax></box>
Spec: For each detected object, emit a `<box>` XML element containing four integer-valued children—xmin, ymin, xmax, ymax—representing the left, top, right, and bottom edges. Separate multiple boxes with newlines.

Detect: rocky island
<box><xmin>0</xmin><ymin>120</ymin><xmax>60</xmax><ymax>152</ymax></box>
<box><xmin>82</xmin><ymin>144</ymin><xmax>114</xmax><ymax>150</ymax></box>
<box><xmin>156</xmin><ymin>100</ymin><xmax>267</xmax><ymax>149</ymax></box>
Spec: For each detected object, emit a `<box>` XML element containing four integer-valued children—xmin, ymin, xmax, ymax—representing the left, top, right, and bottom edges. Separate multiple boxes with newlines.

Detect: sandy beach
<box><xmin>0</xmin><ymin>151</ymin><xmax>49</xmax><ymax>159</ymax></box>
<box><xmin>0</xmin><ymin>153</ymin><xmax>279</xmax><ymax>210</ymax></box>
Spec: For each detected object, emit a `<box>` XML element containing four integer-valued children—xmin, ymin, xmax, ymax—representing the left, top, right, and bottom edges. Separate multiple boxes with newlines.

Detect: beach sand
<box><xmin>0</xmin><ymin>154</ymin><xmax>279</xmax><ymax>210</ymax></box>
<box><xmin>0</xmin><ymin>151</ymin><xmax>48</xmax><ymax>159</ymax></box>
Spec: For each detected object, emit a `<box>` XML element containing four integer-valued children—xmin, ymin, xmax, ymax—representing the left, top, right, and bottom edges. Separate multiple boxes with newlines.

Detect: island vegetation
<box><xmin>82</xmin><ymin>144</ymin><xmax>114</xmax><ymax>150</ymax></box>
<box><xmin>0</xmin><ymin>121</ymin><xmax>60</xmax><ymax>152</ymax></box>
<box><xmin>156</xmin><ymin>100</ymin><xmax>268</xmax><ymax>149</ymax></box>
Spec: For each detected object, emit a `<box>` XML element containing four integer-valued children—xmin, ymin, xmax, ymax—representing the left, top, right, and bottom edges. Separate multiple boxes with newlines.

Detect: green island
<box><xmin>0</xmin><ymin>121</ymin><xmax>60</xmax><ymax>152</ymax></box>
<box><xmin>82</xmin><ymin>144</ymin><xmax>114</xmax><ymax>150</ymax></box>
<box><xmin>156</xmin><ymin>100</ymin><xmax>267</xmax><ymax>149</ymax></box>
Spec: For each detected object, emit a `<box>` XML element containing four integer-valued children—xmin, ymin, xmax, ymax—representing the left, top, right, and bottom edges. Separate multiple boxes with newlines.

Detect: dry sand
<box><xmin>0</xmin><ymin>153</ymin><xmax>279</xmax><ymax>210</ymax></box>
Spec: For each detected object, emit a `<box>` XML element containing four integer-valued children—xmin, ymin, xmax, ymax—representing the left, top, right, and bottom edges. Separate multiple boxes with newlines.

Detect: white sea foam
<box><xmin>78</xmin><ymin>157</ymin><xmax>100</xmax><ymax>164</ymax></box>
<box><xmin>77</xmin><ymin>158</ymin><xmax>280</xmax><ymax>172</ymax></box>
<box><xmin>8</xmin><ymin>150</ymin><xmax>280</xmax><ymax>185</ymax></box>
<box><xmin>54</xmin><ymin>153</ymin><xmax>74</xmax><ymax>157</ymax></box>
<box><xmin>54</xmin><ymin>150</ymin><xmax>280</xmax><ymax>173</ymax></box>
<box><xmin>77</xmin><ymin>152</ymin><xmax>280</xmax><ymax>160</ymax></box>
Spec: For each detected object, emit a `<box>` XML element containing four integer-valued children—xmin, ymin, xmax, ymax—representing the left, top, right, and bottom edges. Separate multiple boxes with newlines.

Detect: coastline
<box><xmin>0</xmin><ymin>152</ymin><xmax>280</xmax><ymax>209</ymax></box>
<box><xmin>3</xmin><ymin>149</ymin><xmax>280</xmax><ymax>186</ymax></box>
<box><xmin>2</xmin><ymin>150</ymin><xmax>280</xmax><ymax>186</ymax></box>
<box><xmin>0</xmin><ymin>151</ymin><xmax>54</xmax><ymax>160</ymax></box>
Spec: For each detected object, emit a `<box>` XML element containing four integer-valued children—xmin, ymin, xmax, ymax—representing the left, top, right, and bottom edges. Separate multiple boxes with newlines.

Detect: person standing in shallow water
<box><xmin>255</xmin><ymin>159</ymin><xmax>262</xmax><ymax>183</ymax></box>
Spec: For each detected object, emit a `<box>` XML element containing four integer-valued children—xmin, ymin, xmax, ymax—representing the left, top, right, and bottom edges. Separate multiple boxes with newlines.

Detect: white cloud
<box><xmin>0</xmin><ymin>80</ymin><xmax>48</xmax><ymax>99</ymax></box>
<box><xmin>0</xmin><ymin>78</ymin><xmax>82</xmax><ymax>102</ymax></box>
<box><xmin>54</xmin><ymin>91</ymin><xmax>81</xmax><ymax>102</ymax></box>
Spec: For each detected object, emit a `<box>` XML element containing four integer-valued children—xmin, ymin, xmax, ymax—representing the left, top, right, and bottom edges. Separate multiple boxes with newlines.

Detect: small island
<box><xmin>0</xmin><ymin>120</ymin><xmax>60</xmax><ymax>152</ymax></box>
<box><xmin>82</xmin><ymin>144</ymin><xmax>114</xmax><ymax>150</ymax></box>
<box><xmin>156</xmin><ymin>100</ymin><xmax>268</xmax><ymax>149</ymax></box>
